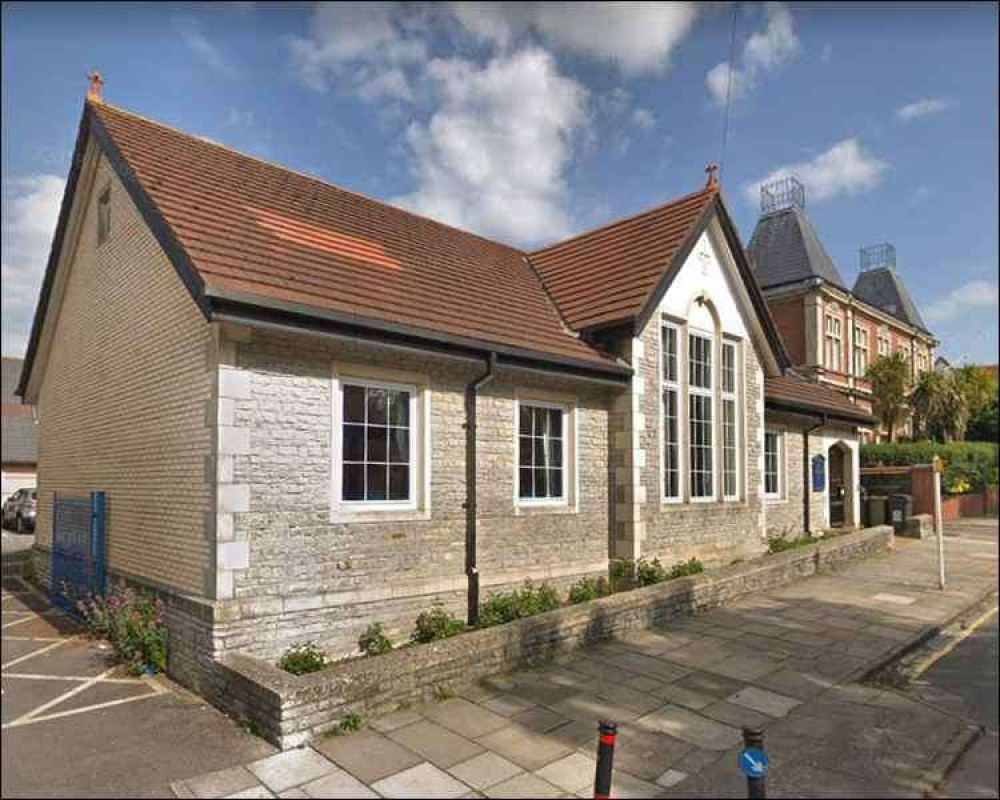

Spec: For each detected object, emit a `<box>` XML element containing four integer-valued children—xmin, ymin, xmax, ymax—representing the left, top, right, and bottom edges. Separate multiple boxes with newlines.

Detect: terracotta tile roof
<box><xmin>765</xmin><ymin>372</ymin><xmax>875</xmax><ymax>425</ymax></box>
<box><xmin>90</xmin><ymin>103</ymin><xmax>620</xmax><ymax>372</ymax></box>
<box><xmin>529</xmin><ymin>188</ymin><xmax>717</xmax><ymax>330</ymax></box>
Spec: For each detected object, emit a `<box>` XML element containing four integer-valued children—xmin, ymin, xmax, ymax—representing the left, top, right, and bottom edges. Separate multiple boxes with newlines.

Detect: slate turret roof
<box><xmin>747</xmin><ymin>206</ymin><xmax>847</xmax><ymax>290</ymax></box>
<box><xmin>852</xmin><ymin>266</ymin><xmax>930</xmax><ymax>333</ymax></box>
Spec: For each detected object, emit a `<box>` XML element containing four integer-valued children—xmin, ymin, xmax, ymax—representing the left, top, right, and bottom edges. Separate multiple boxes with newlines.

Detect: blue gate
<box><xmin>51</xmin><ymin>491</ymin><xmax>106</xmax><ymax>613</ymax></box>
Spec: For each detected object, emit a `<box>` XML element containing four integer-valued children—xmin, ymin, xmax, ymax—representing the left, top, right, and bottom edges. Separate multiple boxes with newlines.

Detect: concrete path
<box><xmin>169</xmin><ymin>520</ymin><xmax>997</xmax><ymax>800</ymax></box>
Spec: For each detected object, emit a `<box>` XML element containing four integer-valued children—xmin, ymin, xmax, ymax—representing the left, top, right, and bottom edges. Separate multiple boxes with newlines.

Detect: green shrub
<box><xmin>609</xmin><ymin>558</ymin><xmax>635</xmax><ymax>592</ymax></box>
<box><xmin>567</xmin><ymin>576</ymin><xmax>612</xmax><ymax>604</ymax></box>
<box><xmin>667</xmin><ymin>558</ymin><xmax>705</xmax><ymax>579</ymax></box>
<box><xmin>20</xmin><ymin>558</ymin><xmax>36</xmax><ymax>584</ymax></box>
<box><xmin>477</xmin><ymin>580</ymin><xmax>560</xmax><ymax>628</ymax></box>
<box><xmin>861</xmin><ymin>441</ymin><xmax>998</xmax><ymax>491</ymax></box>
<box><xmin>767</xmin><ymin>533</ymin><xmax>832</xmax><ymax>554</ymax></box>
<box><xmin>277</xmin><ymin>642</ymin><xmax>330</xmax><ymax>675</ymax></box>
<box><xmin>75</xmin><ymin>583</ymin><xmax>168</xmax><ymax>675</ymax></box>
<box><xmin>635</xmin><ymin>557</ymin><xmax>668</xmax><ymax>587</ymax></box>
<box><xmin>324</xmin><ymin>712</ymin><xmax>364</xmax><ymax>737</ymax></box>
<box><xmin>358</xmin><ymin>622</ymin><xmax>393</xmax><ymax>656</ymax></box>
<box><xmin>412</xmin><ymin>604</ymin><xmax>467</xmax><ymax>643</ymax></box>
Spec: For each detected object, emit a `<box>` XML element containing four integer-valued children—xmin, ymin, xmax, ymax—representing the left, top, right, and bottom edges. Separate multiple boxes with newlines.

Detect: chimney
<box><xmin>760</xmin><ymin>175</ymin><xmax>805</xmax><ymax>215</ymax></box>
<box><xmin>704</xmin><ymin>162</ymin><xmax>720</xmax><ymax>190</ymax></box>
<box><xmin>859</xmin><ymin>242</ymin><xmax>896</xmax><ymax>272</ymax></box>
<box><xmin>86</xmin><ymin>71</ymin><xmax>104</xmax><ymax>104</ymax></box>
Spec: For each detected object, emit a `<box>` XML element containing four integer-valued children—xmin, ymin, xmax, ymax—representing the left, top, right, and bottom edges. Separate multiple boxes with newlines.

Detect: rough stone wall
<box><xmin>633</xmin><ymin>315</ymin><xmax>768</xmax><ymax>567</ymax></box>
<box><xmin>32</xmin><ymin>146</ymin><xmax>216</xmax><ymax>598</ymax></box>
<box><xmin>213</xmin><ymin>525</ymin><xmax>894</xmax><ymax>749</ymax></box>
<box><xmin>218</xmin><ymin>328</ymin><xmax>615</xmax><ymax>661</ymax></box>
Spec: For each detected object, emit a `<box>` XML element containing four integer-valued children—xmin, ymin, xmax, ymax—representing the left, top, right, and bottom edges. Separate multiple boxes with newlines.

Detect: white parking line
<box><xmin>3</xmin><ymin>683</ymin><xmax>166</xmax><ymax>730</ymax></box>
<box><xmin>1</xmin><ymin>638</ymin><xmax>75</xmax><ymax>670</ymax></box>
<box><xmin>3</xmin><ymin>672</ymin><xmax>147</xmax><ymax>684</ymax></box>
<box><xmin>4</xmin><ymin>667</ymin><xmax>119</xmax><ymax>727</ymax></box>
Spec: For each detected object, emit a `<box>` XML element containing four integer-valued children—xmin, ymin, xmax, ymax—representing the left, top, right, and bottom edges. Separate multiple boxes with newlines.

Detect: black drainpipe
<box><xmin>465</xmin><ymin>352</ymin><xmax>497</xmax><ymax>626</ymax></box>
<box><xmin>803</xmin><ymin>413</ymin><xmax>827</xmax><ymax>534</ymax></box>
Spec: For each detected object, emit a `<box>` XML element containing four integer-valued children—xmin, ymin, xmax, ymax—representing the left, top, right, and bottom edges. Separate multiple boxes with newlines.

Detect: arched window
<box><xmin>661</xmin><ymin>297</ymin><xmax>743</xmax><ymax>504</ymax></box>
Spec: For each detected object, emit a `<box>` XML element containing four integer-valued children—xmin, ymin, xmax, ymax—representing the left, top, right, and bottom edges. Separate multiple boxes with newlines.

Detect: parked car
<box><xmin>2</xmin><ymin>488</ymin><xmax>36</xmax><ymax>534</ymax></box>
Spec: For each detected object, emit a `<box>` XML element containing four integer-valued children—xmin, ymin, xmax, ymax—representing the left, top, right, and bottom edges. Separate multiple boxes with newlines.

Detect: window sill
<box><xmin>331</xmin><ymin>507</ymin><xmax>430</xmax><ymax>524</ymax></box>
<box><xmin>515</xmin><ymin>501</ymin><xmax>577</xmax><ymax>516</ymax></box>
<box><xmin>764</xmin><ymin>496</ymin><xmax>788</xmax><ymax>505</ymax></box>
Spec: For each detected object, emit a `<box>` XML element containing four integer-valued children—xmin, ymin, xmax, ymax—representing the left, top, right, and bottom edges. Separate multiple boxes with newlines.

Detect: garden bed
<box><xmin>211</xmin><ymin>525</ymin><xmax>893</xmax><ymax>749</ymax></box>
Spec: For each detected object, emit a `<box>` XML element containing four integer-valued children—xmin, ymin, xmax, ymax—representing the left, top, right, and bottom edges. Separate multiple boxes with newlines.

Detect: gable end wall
<box><xmin>33</xmin><ymin>151</ymin><xmax>217</xmax><ymax>600</ymax></box>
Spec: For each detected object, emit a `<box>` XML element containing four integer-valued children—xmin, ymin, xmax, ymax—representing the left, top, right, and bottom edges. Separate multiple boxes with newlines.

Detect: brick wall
<box><xmin>216</xmin><ymin>328</ymin><xmax>615</xmax><ymax>661</ymax></box>
<box><xmin>32</xmin><ymin>146</ymin><xmax>216</xmax><ymax>598</ymax></box>
<box><xmin>766</xmin><ymin>294</ymin><xmax>807</xmax><ymax>366</ymax></box>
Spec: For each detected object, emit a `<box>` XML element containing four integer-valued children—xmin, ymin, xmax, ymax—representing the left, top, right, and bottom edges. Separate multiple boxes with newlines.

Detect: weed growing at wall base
<box><xmin>76</xmin><ymin>583</ymin><xmax>168</xmax><ymax>675</ymax></box>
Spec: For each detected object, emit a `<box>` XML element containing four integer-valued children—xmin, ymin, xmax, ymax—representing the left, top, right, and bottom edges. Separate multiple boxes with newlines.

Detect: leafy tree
<box><xmin>909</xmin><ymin>370</ymin><xmax>945</xmax><ymax>440</ymax></box>
<box><xmin>866</xmin><ymin>352</ymin><xmax>911</xmax><ymax>442</ymax></box>
<box><xmin>953</xmin><ymin>366</ymin><xmax>996</xmax><ymax>421</ymax></box>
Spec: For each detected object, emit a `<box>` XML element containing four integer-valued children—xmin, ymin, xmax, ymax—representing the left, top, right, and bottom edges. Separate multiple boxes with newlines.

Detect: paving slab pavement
<box><xmin>166</xmin><ymin>522</ymin><xmax>996</xmax><ymax>800</ymax></box>
<box><xmin>8</xmin><ymin>521</ymin><xmax>995</xmax><ymax>798</ymax></box>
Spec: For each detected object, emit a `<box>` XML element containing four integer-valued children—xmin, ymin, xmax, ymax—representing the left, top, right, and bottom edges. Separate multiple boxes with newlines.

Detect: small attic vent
<box><xmin>860</xmin><ymin>243</ymin><xmax>896</xmax><ymax>271</ymax></box>
<box><xmin>760</xmin><ymin>175</ymin><xmax>805</xmax><ymax>215</ymax></box>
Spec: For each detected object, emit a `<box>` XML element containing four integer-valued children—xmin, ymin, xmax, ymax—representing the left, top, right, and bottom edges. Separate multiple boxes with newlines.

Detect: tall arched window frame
<box><xmin>660</xmin><ymin>303</ymin><xmax>743</xmax><ymax>505</ymax></box>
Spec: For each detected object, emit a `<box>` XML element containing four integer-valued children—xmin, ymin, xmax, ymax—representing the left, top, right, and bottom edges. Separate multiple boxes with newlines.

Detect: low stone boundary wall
<box><xmin>213</xmin><ymin>525</ymin><xmax>894</xmax><ymax>748</ymax></box>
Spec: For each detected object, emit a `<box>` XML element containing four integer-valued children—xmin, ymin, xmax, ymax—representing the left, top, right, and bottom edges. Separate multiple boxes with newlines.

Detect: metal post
<box><xmin>742</xmin><ymin>726</ymin><xmax>767</xmax><ymax>799</ymax></box>
<box><xmin>593</xmin><ymin>720</ymin><xmax>617</xmax><ymax>800</ymax></box>
<box><xmin>933</xmin><ymin>456</ymin><xmax>945</xmax><ymax>590</ymax></box>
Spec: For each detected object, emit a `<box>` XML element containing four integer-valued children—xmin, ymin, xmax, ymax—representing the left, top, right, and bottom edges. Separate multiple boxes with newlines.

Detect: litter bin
<box><xmin>867</xmin><ymin>495</ymin><xmax>888</xmax><ymax>527</ymax></box>
<box><xmin>887</xmin><ymin>493</ymin><xmax>913</xmax><ymax>533</ymax></box>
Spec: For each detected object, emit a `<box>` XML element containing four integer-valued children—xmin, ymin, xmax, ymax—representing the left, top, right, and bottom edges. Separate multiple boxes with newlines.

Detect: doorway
<box><xmin>828</xmin><ymin>443</ymin><xmax>849</xmax><ymax>527</ymax></box>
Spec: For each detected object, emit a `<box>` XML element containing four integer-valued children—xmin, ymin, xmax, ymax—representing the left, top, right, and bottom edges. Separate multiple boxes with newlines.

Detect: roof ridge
<box><xmin>89</xmin><ymin>100</ymin><xmax>529</xmax><ymax>258</ymax></box>
<box><xmin>530</xmin><ymin>186</ymin><xmax>713</xmax><ymax>256</ymax></box>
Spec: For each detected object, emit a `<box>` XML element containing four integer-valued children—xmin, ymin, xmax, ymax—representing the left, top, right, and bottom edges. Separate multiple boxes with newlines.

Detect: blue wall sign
<box><xmin>812</xmin><ymin>455</ymin><xmax>826</xmax><ymax>493</ymax></box>
<box><xmin>739</xmin><ymin>748</ymin><xmax>769</xmax><ymax>778</ymax></box>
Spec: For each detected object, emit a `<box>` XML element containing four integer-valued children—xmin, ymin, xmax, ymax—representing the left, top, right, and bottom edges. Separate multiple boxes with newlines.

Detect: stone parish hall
<box><xmin>19</xmin><ymin>85</ymin><xmax>874</xmax><ymax>692</ymax></box>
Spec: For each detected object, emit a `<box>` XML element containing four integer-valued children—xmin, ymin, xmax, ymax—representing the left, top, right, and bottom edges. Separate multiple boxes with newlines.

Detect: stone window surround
<box><xmin>330</xmin><ymin>361</ymin><xmax>432</xmax><ymax>524</ymax></box>
<box><xmin>658</xmin><ymin>312</ymin><xmax>746</xmax><ymax>507</ymax></box>
<box><xmin>512</xmin><ymin>387</ymin><xmax>579</xmax><ymax>515</ymax></box>
<box><xmin>763</xmin><ymin>425</ymin><xmax>786</xmax><ymax>503</ymax></box>
<box><xmin>824</xmin><ymin>311</ymin><xmax>843</xmax><ymax>373</ymax></box>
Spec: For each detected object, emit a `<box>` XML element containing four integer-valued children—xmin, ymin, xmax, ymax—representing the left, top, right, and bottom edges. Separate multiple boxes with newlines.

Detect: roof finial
<box><xmin>705</xmin><ymin>162</ymin><xmax>719</xmax><ymax>190</ymax></box>
<box><xmin>86</xmin><ymin>71</ymin><xmax>104</xmax><ymax>104</ymax></box>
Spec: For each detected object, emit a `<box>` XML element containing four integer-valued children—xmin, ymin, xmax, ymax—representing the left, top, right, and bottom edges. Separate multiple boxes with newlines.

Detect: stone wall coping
<box><xmin>218</xmin><ymin>525</ymin><xmax>894</xmax><ymax>709</ymax></box>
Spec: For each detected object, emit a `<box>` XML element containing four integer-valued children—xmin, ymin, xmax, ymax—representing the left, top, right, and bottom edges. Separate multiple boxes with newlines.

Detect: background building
<box><xmin>747</xmin><ymin>177</ymin><xmax>937</xmax><ymax>441</ymax></box>
<box><xmin>2</xmin><ymin>357</ymin><xmax>38</xmax><ymax>505</ymax></box>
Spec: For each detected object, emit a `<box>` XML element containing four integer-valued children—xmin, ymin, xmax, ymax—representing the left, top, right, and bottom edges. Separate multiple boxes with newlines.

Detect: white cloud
<box><xmin>631</xmin><ymin>107</ymin><xmax>656</xmax><ymax>131</ymax></box>
<box><xmin>744</xmin><ymin>138</ymin><xmax>888</xmax><ymax>206</ymax></box>
<box><xmin>896</xmin><ymin>97</ymin><xmax>951</xmax><ymax>122</ymax></box>
<box><xmin>924</xmin><ymin>279</ymin><xmax>999</xmax><ymax>323</ymax></box>
<box><xmin>706</xmin><ymin>3</ymin><xmax>800</xmax><ymax>105</ymax></box>
<box><xmin>1</xmin><ymin>175</ymin><xmax>65</xmax><ymax>356</ymax></box>
<box><xmin>392</xmin><ymin>48</ymin><xmax>587</xmax><ymax>245</ymax></box>
<box><xmin>178</xmin><ymin>19</ymin><xmax>239</xmax><ymax>77</ymax></box>
<box><xmin>290</xmin><ymin>2</ymin><xmax>426</xmax><ymax>96</ymax></box>
<box><xmin>448</xmin><ymin>2</ymin><xmax>699</xmax><ymax>75</ymax></box>
<box><xmin>226</xmin><ymin>109</ymin><xmax>256</xmax><ymax>127</ymax></box>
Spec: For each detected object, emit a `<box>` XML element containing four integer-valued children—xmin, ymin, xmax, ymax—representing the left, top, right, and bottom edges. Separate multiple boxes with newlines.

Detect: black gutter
<box><xmin>802</xmin><ymin>414</ymin><xmax>827</xmax><ymax>534</ymax></box>
<box><xmin>207</xmin><ymin>291</ymin><xmax>632</xmax><ymax>387</ymax></box>
<box><xmin>464</xmin><ymin>353</ymin><xmax>497</xmax><ymax>626</ymax></box>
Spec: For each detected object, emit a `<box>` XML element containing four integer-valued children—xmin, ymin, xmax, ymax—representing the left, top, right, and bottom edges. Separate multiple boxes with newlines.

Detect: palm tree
<box><xmin>866</xmin><ymin>352</ymin><xmax>911</xmax><ymax>442</ymax></box>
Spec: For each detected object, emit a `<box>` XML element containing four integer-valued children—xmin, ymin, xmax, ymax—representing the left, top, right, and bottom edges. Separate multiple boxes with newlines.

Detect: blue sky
<box><xmin>2</xmin><ymin>2</ymin><xmax>997</xmax><ymax>363</ymax></box>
